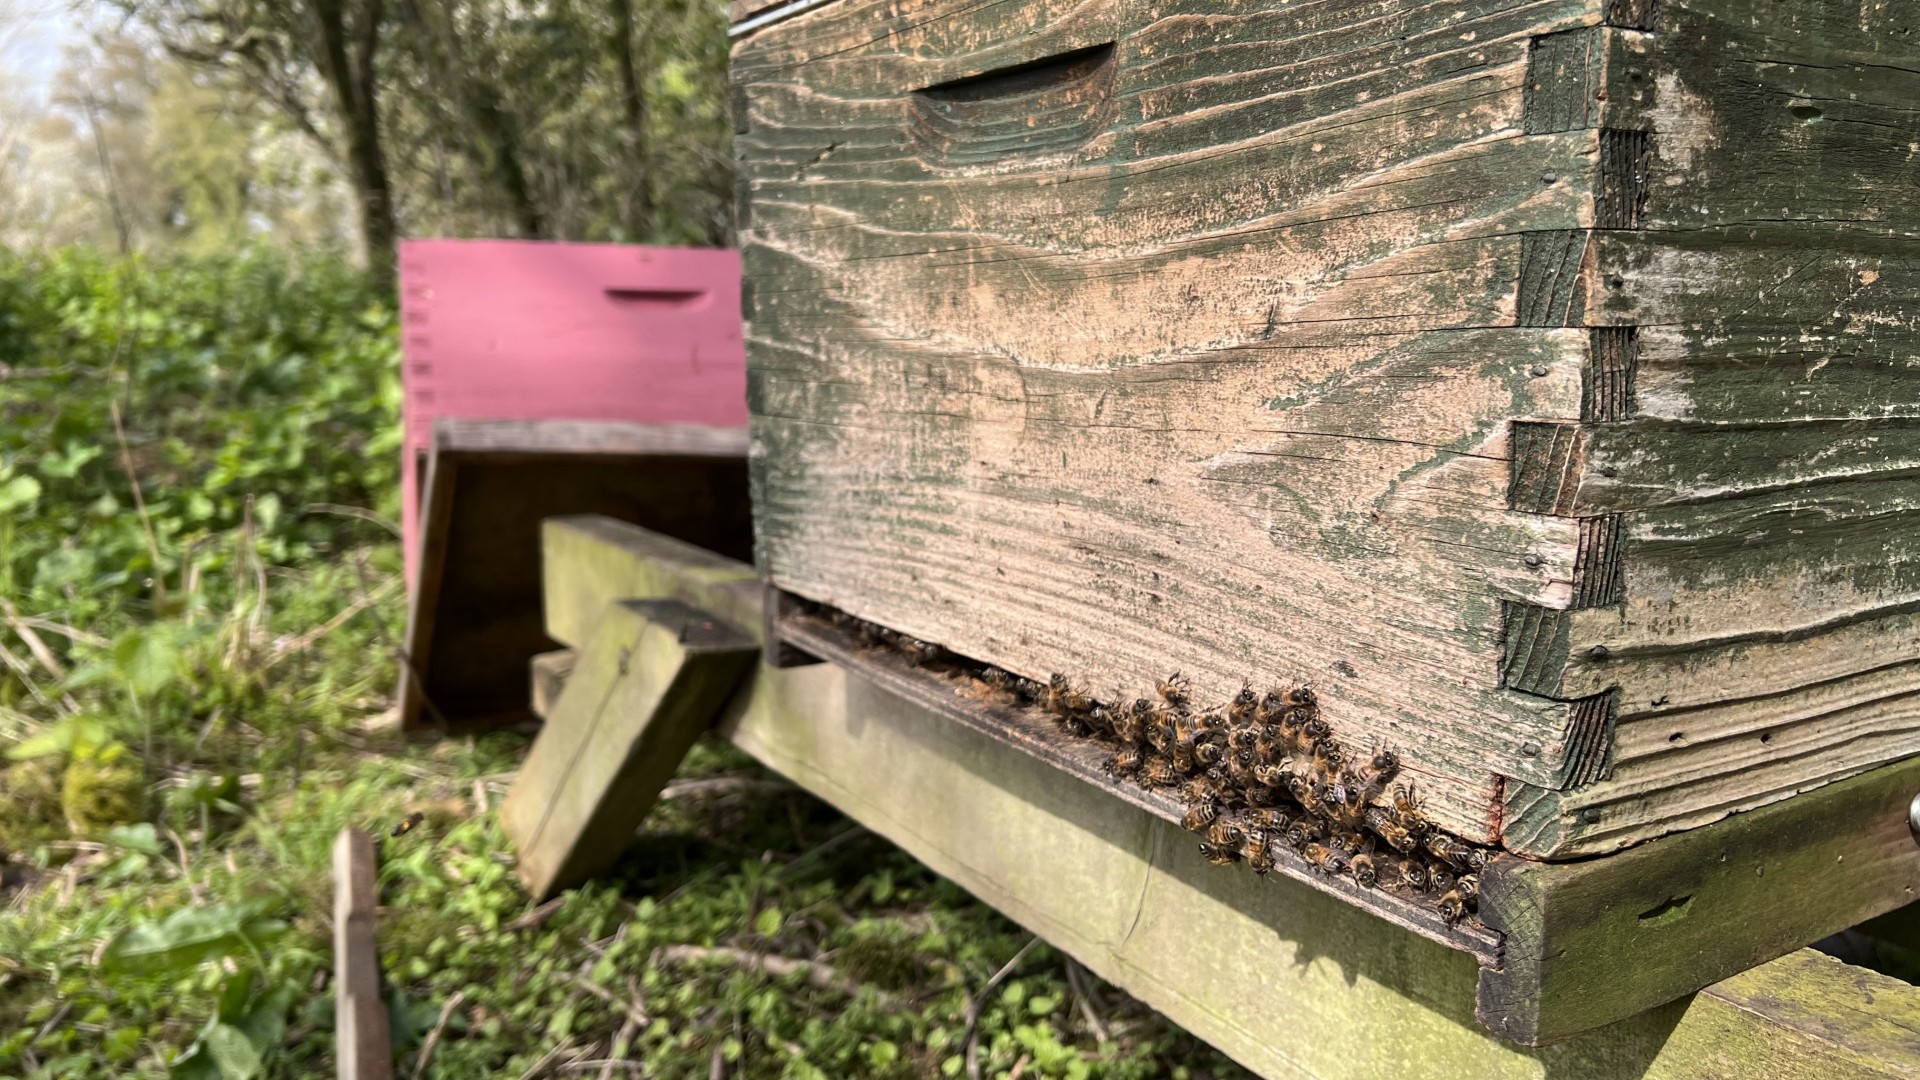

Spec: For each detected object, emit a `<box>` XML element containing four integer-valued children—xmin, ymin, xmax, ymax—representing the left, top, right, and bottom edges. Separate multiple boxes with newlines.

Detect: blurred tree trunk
<box><xmin>612</xmin><ymin>0</ymin><xmax>651</xmax><ymax>241</ymax></box>
<box><xmin>311</xmin><ymin>0</ymin><xmax>397</xmax><ymax>290</ymax></box>
<box><xmin>401</xmin><ymin>0</ymin><xmax>545</xmax><ymax>239</ymax></box>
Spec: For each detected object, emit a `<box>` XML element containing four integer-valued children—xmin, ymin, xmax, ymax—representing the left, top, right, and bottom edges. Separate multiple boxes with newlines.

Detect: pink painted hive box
<box><xmin>399</xmin><ymin>240</ymin><xmax>750</xmax><ymax>585</ymax></box>
<box><xmin>396</xmin><ymin>240</ymin><xmax>752</xmax><ymax>731</ymax></box>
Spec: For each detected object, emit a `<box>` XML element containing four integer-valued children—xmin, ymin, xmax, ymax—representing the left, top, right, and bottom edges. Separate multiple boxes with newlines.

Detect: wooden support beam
<box><xmin>501</xmin><ymin>597</ymin><xmax>756</xmax><ymax>899</ymax></box>
<box><xmin>542</xmin><ymin>515</ymin><xmax>1920</xmax><ymax>1056</ymax></box>
<box><xmin>332</xmin><ymin>828</ymin><xmax>392</xmax><ymax>1080</ymax></box>
<box><xmin>529</xmin><ymin>648</ymin><xmax>576</xmax><ymax>720</ymax></box>
<box><xmin>1482</xmin><ymin>760</ymin><xmax>1920</xmax><ymax>1044</ymax></box>
<box><xmin>399</xmin><ymin>418</ymin><xmax>750</xmax><ymax>732</ymax></box>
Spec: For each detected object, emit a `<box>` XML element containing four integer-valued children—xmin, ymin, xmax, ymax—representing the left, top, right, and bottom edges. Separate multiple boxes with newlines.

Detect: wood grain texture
<box><xmin>399</xmin><ymin>419</ymin><xmax>752</xmax><ymax>732</ymax></box>
<box><xmin>1485</xmin><ymin>0</ymin><xmax>1920</xmax><ymax>855</ymax></box>
<box><xmin>332</xmin><ymin>829</ymin><xmax>392</xmax><ymax>1080</ymax></box>
<box><xmin>736</xmin><ymin>0</ymin><xmax>1602</xmax><ymax>841</ymax></box>
<box><xmin>1482</xmin><ymin>750</ymin><xmax>1920</xmax><ymax>1044</ymax></box>
<box><xmin>550</xmin><ymin>514</ymin><xmax>1920</xmax><ymax>1059</ymax></box>
<box><xmin>499</xmin><ymin>598</ymin><xmax>757</xmax><ymax>899</ymax></box>
<box><xmin>736</xmin><ymin>0</ymin><xmax>1920</xmax><ymax>856</ymax></box>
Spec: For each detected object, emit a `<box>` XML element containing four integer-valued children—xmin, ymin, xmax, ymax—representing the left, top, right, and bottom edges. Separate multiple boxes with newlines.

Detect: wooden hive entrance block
<box><xmin>500</xmin><ymin>597</ymin><xmax>756</xmax><ymax>900</ymax></box>
<box><xmin>731</xmin><ymin>0</ymin><xmax>1920</xmax><ymax>859</ymax></box>
<box><xmin>399</xmin><ymin>418</ymin><xmax>751</xmax><ymax>732</ymax></box>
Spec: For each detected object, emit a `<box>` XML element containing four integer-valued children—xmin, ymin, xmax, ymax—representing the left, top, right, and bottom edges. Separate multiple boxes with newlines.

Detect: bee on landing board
<box><xmin>1244</xmin><ymin>827</ymin><xmax>1275</xmax><ymax>875</ymax></box>
<box><xmin>1206</xmin><ymin>819</ymin><xmax>1245</xmax><ymax>851</ymax></box>
<box><xmin>1105</xmin><ymin>745</ymin><xmax>1145</xmax><ymax>778</ymax></box>
<box><xmin>1301</xmin><ymin>842</ymin><xmax>1346</xmax><ymax>876</ymax></box>
<box><xmin>1198</xmin><ymin>841</ymin><xmax>1241</xmax><ymax>866</ymax></box>
<box><xmin>1182</xmin><ymin>798</ymin><xmax>1220</xmax><ymax>834</ymax></box>
<box><xmin>1397</xmin><ymin>857</ymin><xmax>1430</xmax><ymax>893</ymax></box>
<box><xmin>391</xmin><ymin>812</ymin><xmax>425</xmax><ymax>838</ymax></box>
<box><xmin>1227</xmin><ymin>683</ymin><xmax>1259</xmax><ymax>724</ymax></box>
<box><xmin>1365</xmin><ymin>807</ymin><xmax>1420</xmax><ymax>854</ymax></box>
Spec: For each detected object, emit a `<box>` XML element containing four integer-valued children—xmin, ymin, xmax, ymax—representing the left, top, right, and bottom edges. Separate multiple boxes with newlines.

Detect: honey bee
<box><xmin>1398</xmin><ymin>858</ymin><xmax>1430</xmax><ymax>892</ymax></box>
<box><xmin>1285</xmin><ymin>817</ymin><xmax>1326</xmax><ymax>849</ymax></box>
<box><xmin>1194</xmin><ymin>740</ymin><xmax>1224</xmax><ymax>768</ymax></box>
<box><xmin>391</xmin><ymin>811</ymin><xmax>425</xmax><ymax>838</ymax></box>
<box><xmin>1350</xmin><ymin>849</ymin><xmax>1378</xmax><ymax>888</ymax></box>
<box><xmin>1198</xmin><ymin>841</ymin><xmax>1241</xmax><ymax>865</ymax></box>
<box><xmin>1301</xmin><ymin>842</ymin><xmax>1347</xmax><ymax>876</ymax></box>
<box><xmin>1301</xmin><ymin>716</ymin><xmax>1330</xmax><ymax>745</ymax></box>
<box><xmin>1392</xmin><ymin>783</ymin><xmax>1428</xmax><ymax>834</ymax></box>
<box><xmin>1365</xmin><ymin>808</ymin><xmax>1419</xmax><ymax>854</ymax></box>
<box><xmin>1226</xmin><ymin>748</ymin><xmax>1259</xmax><ymax>789</ymax></box>
<box><xmin>1206</xmin><ymin>819</ymin><xmax>1245</xmax><ymax>850</ymax></box>
<box><xmin>1156</xmin><ymin>673</ymin><xmax>1192</xmax><ymax>707</ymax></box>
<box><xmin>1013</xmin><ymin>676</ymin><xmax>1046</xmax><ymax>704</ymax></box>
<box><xmin>1228</xmin><ymin>683</ymin><xmax>1259</xmax><ymax>723</ymax></box>
<box><xmin>1171</xmin><ymin>743</ymin><xmax>1196</xmax><ymax>775</ymax></box>
<box><xmin>1190</xmin><ymin>708</ymin><xmax>1226</xmax><ymax>737</ymax></box>
<box><xmin>1183</xmin><ymin>798</ymin><xmax>1220</xmax><ymax>833</ymax></box>
<box><xmin>1326</xmin><ymin>779</ymin><xmax>1366</xmax><ymax>828</ymax></box>
<box><xmin>1286</xmin><ymin>686</ymin><xmax>1317</xmax><ymax>708</ymax></box>
<box><xmin>1456</xmin><ymin>874</ymin><xmax>1480</xmax><ymax>905</ymax></box>
<box><xmin>902</xmin><ymin>638</ymin><xmax>946</xmax><ymax>665</ymax></box>
<box><xmin>1145</xmin><ymin>708</ymin><xmax>1177</xmax><ymax>754</ymax></box>
<box><xmin>1141</xmin><ymin>759</ymin><xmax>1181</xmax><ymax>788</ymax></box>
<box><xmin>981</xmin><ymin>667</ymin><xmax>1014</xmax><ymax>693</ymax></box>
<box><xmin>1046</xmin><ymin>673</ymin><xmax>1090</xmax><ymax>716</ymax></box>
<box><xmin>1227</xmin><ymin>723</ymin><xmax>1259</xmax><ymax>753</ymax></box>
<box><xmin>1105</xmin><ymin>746</ymin><xmax>1145</xmax><ymax>777</ymax></box>
<box><xmin>1285</xmin><ymin>773</ymin><xmax>1321</xmax><ymax>815</ymax></box>
<box><xmin>1358</xmin><ymin>746</ymin><xmax>1399</xmax><ymax>797</ymax></box>
<box><xmin>1112</xmin><ymin>705</ymin><xmax>1145</xmax><ymax>747</ymax></box>
<box><xmin>1311</xmin><ymin>741</ymin><xmax>1345</xmax><ymax>782</ymax></box>
<box><xmin>1256</xmin><ymin>689</ymin><xmax>1289</xmax><ymax>726</ymax></box>
<box><xmin>1425</xmin><ymin>833</ymin><xmax>1474</xmax><ymax>872</ymax></box>
<box><xmin>1246</xmin><ymin>808</ymin><xmax>1291</xmax><ymax>832</ymax></box>
<box><xmin>1251</xmin><ymin>762</ymin><xmax>1288</xmax><ymax>789</ymax></box>
<box><xmin>1428</xmin><ymin>865</ymin><xmax>1458</xmax><ymax>895</ymax></box>
<box><xmin>1244</xmin><ymin>827</ymin><xmax>1275</xmax><ymax>875</ymax></box>
<box><xmin>1438</xmin><ymin>888</ymin><xmax>1472</xmax><ymax>925</ymax></box>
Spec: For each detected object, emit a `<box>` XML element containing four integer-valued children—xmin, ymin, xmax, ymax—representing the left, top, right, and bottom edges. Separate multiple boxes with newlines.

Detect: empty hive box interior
<box><xmin>733</xmin><ymin>0</ymin><xmax>1920</xmax><ymax>860</ymax></box>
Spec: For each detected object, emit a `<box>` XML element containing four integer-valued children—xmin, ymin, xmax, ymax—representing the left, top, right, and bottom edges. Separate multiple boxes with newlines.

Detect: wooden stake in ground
<box><xmin>334</xmin><ymin>828</ymin><xmax>393</xmax><ymax>1080</ymax></box>
<box><xmin>500</xmin><ymin>598</ymin><xmax>756</xmax><ymax>899</ymax></box>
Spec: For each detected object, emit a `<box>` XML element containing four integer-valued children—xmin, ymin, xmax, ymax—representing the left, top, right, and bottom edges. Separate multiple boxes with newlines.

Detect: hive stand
<box><xmin>399</xmin><ymin>417</ymin><xmax>750</xmax><ymax>732</ymax></box>
<box><xmin>537</xmin><ymin>514</ymin><xmax>1920</xmax><ymax>1054</ymax></box>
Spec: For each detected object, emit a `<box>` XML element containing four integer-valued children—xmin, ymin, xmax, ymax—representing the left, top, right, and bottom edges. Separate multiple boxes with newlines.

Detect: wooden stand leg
<box><xmin>500</xmin><ymin>598</ymin><xmax>756</xmax><ymax>899</ymax></box>
<box><xmin>333</xmin><ymin>828</ymin><xmax>392</xmax><ymax>1080</ymax></box>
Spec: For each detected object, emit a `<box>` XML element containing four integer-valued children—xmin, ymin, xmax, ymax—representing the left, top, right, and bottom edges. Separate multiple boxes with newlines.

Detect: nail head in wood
<box><xmin>1908</xmin><ymin>793</ymin><xmax>1920</xmax><ymax>843</ymax></box>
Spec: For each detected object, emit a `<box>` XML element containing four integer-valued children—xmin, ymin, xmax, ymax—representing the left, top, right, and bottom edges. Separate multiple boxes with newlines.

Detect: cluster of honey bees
<box><xmin>823</xmin><ymin>609</ymin><xmax>1488</xmax><ymax>926</ymax></box>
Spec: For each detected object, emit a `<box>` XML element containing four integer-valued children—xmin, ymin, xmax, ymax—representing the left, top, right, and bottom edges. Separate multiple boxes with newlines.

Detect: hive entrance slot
<box><xmin>908</xmin><ymin>43</ymin><xmax>1117</xmax><ymax>168</ymax></box>
<box><xmin>915</xmin><ymin>43</ymin><xmax>1115</xmax><ymax>102</ymax></box>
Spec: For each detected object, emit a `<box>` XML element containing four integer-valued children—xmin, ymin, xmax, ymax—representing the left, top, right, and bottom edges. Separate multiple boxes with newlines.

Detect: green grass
<box><xmin>0</xmin><ymin>249</ymin><xmax>1252</xmax><ymax>1078</ymax></box>
<box><xmin>1</xmin><ymin>560</ymin><xmax>1251</xmax><ymax>1078</ymax></box>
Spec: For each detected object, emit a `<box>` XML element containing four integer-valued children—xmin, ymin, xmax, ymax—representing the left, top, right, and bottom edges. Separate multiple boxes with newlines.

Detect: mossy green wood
<box><xmin>1482</xmin><ymin>752</ymin><xmax>1920</xmax><ymax>1044</ymax></box>
<box><xmin>499</xmin><ymin>597</ymin><xmax>756</xmax><ymax>899</ymax></box>
<box><xmin>541</xmin><ymin>515</ymin><xmax>1920</xmax><ymax>1053</ymax></box>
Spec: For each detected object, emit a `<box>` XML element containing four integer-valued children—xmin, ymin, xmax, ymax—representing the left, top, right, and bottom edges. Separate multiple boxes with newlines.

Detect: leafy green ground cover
<box><xmin>0</xmin><ymin>251</ymin><xmax>1250</xmax><ymax>1079</ymax></box>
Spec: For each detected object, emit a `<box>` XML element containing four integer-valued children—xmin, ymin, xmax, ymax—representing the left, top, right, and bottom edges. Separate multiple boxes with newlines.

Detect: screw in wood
<box><xmin>1523</xmin><ymin>553</ymin><xmax>1544</xmax><ymax>568</ymax></box>
<box><xmin>1908</xmin><ymin>793</ymin><xmax>1920</xmax><ymax>843</ymax></box>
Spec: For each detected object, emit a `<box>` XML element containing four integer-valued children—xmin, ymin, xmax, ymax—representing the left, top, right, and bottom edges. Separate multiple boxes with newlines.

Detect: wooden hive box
<box><xmin>732</xmin><ymin>0</ymin><xmax>1920</xmax><ymax>864</ymax></box>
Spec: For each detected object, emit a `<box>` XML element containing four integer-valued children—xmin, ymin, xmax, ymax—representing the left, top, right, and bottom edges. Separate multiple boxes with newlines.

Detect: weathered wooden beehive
<box><xmin>731</xmin><ymin>0</ymin><xmax>1920</xmax><ymax>864</ymax></box>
